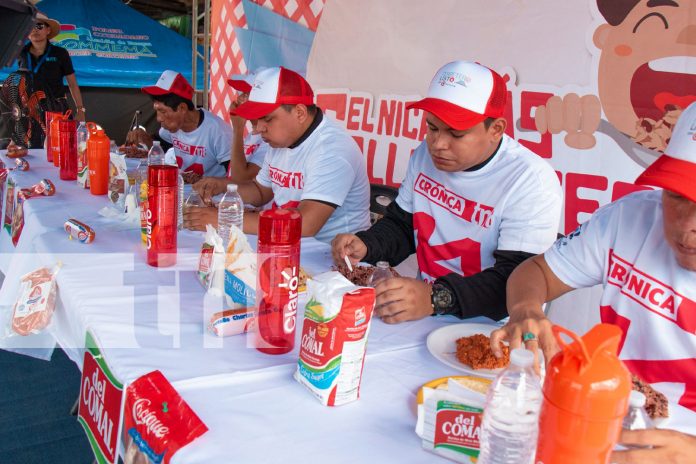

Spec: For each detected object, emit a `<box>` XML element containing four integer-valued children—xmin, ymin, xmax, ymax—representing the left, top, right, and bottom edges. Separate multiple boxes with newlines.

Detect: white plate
<box><xmin>426</xmin><ymin>323</ymin><xmax>508</xmax><ymax>379</ymax></box>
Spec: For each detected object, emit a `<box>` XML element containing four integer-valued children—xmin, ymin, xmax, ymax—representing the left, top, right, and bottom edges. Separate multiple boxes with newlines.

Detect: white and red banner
<box><xmin>211</xmin><ymin>0</ymin><xmax>695</xmax><ymax>234</ymax></box>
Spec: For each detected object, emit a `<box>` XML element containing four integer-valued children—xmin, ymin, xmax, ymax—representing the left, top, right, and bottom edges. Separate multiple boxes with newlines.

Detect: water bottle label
<box><xmin>224</xmin><ymin>269</ymin><xmax>255</xmax><ymax>306</ymax></box>
<box><xmin>433</xmin><ymin>401</ymin><xmax>483</xmax><ymax>458</ymax></box>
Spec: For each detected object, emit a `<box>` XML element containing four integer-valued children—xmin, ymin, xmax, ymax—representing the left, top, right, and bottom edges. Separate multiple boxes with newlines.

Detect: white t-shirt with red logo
<box><xmin>159</xmin><ymin>109</ymin><xmax>232</xmax><ymax>177</ymax></box>
<box><xmin>545</xmin><ymin>190</ymin><xmax>696</xmax><ymax>433</ymax></box>
<box><xmin>396</xmin><ymin>134</ymin><xmax>562</xmax><ymax>282</ymax></box>
<box><xmin>226</xmin><ymin>132</ymin><xmax>268</xmax><ymax>177</ymax></box>
<box><xmin>255</xmin><ymin>116</ymin><xmax>371</xmax><ymax>243</ymax></box>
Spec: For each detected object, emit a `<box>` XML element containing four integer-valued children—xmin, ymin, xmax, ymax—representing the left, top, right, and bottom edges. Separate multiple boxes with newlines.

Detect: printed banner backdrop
<box><xmin>307</xmin><ymin>0</ymin><xmax>694</xmax><ymax>234</ymax></box>
<box><xmin>1</xmin><ymin>0</ymin><xmax>204</xmax><ymax>89</ymax></box>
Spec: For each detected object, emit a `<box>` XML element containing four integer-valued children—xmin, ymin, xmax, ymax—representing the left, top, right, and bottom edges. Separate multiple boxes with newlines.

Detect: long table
<box><xmin>0</xmin><ymin>149</ymin><xmax>479</xmax><ymax>463</ymax></box>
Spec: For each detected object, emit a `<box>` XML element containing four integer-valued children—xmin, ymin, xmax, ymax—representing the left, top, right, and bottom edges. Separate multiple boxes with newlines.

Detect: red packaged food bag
<box><xmin>10</xmin><ymin>264</ymin><xmax>61</xmax><ymax>336</ymax></box>
<box><xmin>122</xmin><ymin>370</ymin><xmax>208</xmax><ymax>464</ymax></box>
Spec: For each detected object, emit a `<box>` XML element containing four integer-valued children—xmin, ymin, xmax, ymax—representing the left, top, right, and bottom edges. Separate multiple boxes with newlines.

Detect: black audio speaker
<box><xmin>0</xmin><ymin>0</ymin><xmax>37</xmax><ymax>68</ymax></box>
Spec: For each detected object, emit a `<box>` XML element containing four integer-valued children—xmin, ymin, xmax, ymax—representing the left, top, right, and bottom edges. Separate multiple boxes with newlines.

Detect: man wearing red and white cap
<box><xmin>332</xmin><ymin>61</ymin><xmax>562</xmax><ymax>324</ymax></box>
<box><xmin>493</xmin><ymin>102</ymin><xmax>696</xmax><ymax>461</ymax></box>
<box><xmin>191</xmin><ymin>66</ymin><xmax>370</xmax><ymax>242</ymax></box>
<box><xmin>142</xmin><ymin>70</ymin><xmax>232</xmax><ymax>180</ymax></box>
<box><xmin>191</xmin><ymin>70</ymin><xmax>268</xmax><ymax>199</ymax></box>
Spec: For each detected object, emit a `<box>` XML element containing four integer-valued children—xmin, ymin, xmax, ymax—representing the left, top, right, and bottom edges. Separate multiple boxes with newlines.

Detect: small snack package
<box><xmin>223</xmin><ymin>225</ymin><xmax>256</xmax><ymax>308</ymax></box>
<box><xmin>122</xmin><ymin>370</ymin><xmax>208</xmax><ymax>464</ymax></box>
<box><xmin>3</xmin><ymin>176</ymin><xmax>16</xmax><ymax>234</ymax></box>
<box><xmin>19</xmin><ymin>178</ymin><xmax>56</xmax><ymax>199</ymax></box>
<box><xmin>10</xmin><ymin>179</ymin><xmax>57</xmax><ymax>245</ymax></box>
<box><xmin>8</xmin><ymin>264</ymin><xmax>62</xmax><ymax>336</ymax></box>
<box><xmin>293</xmin><ymin>271</ymin><xmax>376</xmax><ymax>406</ymax></box>
<box><xmin>64</xmin><ymin>219</ymin><xmax>96</xmax><ymax>244</ymax></box>
<box><xmin>108</xmin><ymin>150</ymin><xmax>129</xmax><ymax>212</ymax></box>
<box><xmin>197</xmin><ymin>225</ymin><xmax>225</xmax><ymax>293</ymax></box>
<box><xmin>0</xmin><ymin>169</ymin><xmax>7</xmax><ymax>230</ymax></box>
<box><xmin>417</xmin><ymin>376</ymin><xmax>490</xmax><ymax>463</ymax></box>
<box><xmin>208</xmin><ymin>307</ymin><xmax>256</xmax><ymax>337</ymax></box>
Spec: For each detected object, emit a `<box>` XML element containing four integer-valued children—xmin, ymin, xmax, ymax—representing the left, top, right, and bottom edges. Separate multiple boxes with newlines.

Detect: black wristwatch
<box><xmin>431</xmin><ymin>282</ymin><xmax>455</xmax><ymax>316</ymax></box>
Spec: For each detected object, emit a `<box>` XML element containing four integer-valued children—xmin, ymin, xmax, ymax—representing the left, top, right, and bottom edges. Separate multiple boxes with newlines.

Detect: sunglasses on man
<box><xmin>33</xmin><ymin>22</ymin><xmax>49</xmax><ymax>30</ymax></box>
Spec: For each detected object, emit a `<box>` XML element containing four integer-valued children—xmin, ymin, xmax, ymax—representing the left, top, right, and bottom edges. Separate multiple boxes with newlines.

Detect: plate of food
<box><xmin>426</xmin><ymin>323</ymin><xmax>512</xmax><ymax>378</ymax></box>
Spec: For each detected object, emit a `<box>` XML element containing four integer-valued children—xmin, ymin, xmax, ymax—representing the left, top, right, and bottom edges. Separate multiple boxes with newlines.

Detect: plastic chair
<box><xmin>369</xmin><ymin>183</ymin><xmax>399</xmax><ymax>224</ymax></box>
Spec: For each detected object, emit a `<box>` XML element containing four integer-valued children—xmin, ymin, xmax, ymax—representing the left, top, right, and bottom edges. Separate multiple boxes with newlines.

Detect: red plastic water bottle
<box><xmin>58</xmin><ymin>119</ymin><xmax>78</xmax><ymax>180</ymax></box>
<box><xmin>255</xmin><ymin>208</ymin><xmax>302</xmax><ymax>354</ymax></box>
<box><xmin>44</xmin><ymin>111</ymin><xmax>62</xmax><ymax>162</ymax></box>
<box><xmin>86</xmin><ymin>123</ymin><xmax>110</xmax><ymax>195</ymax></box>
<box><xmin>146</xmin><ymin>164</ymin><xmax>178</xmax><ymax>267</ymax></box>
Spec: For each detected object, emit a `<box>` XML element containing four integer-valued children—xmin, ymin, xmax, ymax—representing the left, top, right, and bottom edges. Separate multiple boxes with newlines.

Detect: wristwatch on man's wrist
<box><xmin>431</xmin><ymin>282</ymin><xmax>455</xmax><ymax>316</ymax></box>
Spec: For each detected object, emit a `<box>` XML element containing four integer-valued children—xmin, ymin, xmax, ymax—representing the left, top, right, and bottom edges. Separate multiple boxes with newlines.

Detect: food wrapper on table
<box><xmin>417</xmin><ymin>376</ymin><xmax>490</xmax><ymax>463</ymax></box>
<box><xmin>77</xmin><ymin>137</ymin><xmax>89</xmax><ymax>189</ymax></box>
<box><xmin>3</xmin><ymin>176</ymin><xmax>16</xmax><ymax>235</ymax></box>
<box><xmin>223</xmin><ymin>225</ymin><xmax>256</xmax><ymax>308</ymax></box>
<box><xmin>197</xmin><ymin>225</ymin><xmax>225</xmax><ymax>294</ymax></box>
<box><xmin>4</xmin><ymin>264</ymin><xmax>62</xmax><ymax>337</ymax></box>
<box><xmin>294</xmin><ymin>271</ymin><xmax>376</xmax><ymax>406</ymax></box>
<box><xmin>9</xmin><ymin>179</ymin><xmax>57</xmax><ymax>246</ymax></box>
<box><xmin>122</xmin><ymin>370</ymin><xmax>208</xmax><ymax>464</ymax></box>
<box><xmin>108</xmin><ymin>150</ymin><xmax>129</xmax><ymax>211</ymax></box>
<box><xmin>208</xmin><ymin>307</ymin><xmax>256</xmax><ymax>337</ymax></box>
<box><xmin>0</xmin><ymin>169</ymin><xmax>7</xmax><ymax>233</ymax></box>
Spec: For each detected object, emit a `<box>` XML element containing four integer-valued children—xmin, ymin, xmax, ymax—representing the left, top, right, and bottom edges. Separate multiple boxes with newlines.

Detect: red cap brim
<box><xmin>227</xmin><ymin>79</ymin><xmax>252</xmax><ymax>93</ymax></box>
<box><xmin>231</xmin><ymin>101</ymin><xmax>280</xmax><ymax>120</ymax></box>
<box><xmin>406</xmin><ymin>97</ymin><xmax>487</xmax><ymax>131</ymax></box>
<box><xmin>636</xmin><ymin>154</ymin><xmax>696</xmax><ymax>203</ymax></box>
<box><xmin>141</xmin><ymin>85</ymin><xmax>170</xmax><ymax>96</ymax></box>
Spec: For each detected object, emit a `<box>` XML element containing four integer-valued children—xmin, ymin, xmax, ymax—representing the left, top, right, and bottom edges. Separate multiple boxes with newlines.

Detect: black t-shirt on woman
<box><xmin>17</xmin><ymin>42</ymin><xmax>75</xmax><ymax>104</ymax></box>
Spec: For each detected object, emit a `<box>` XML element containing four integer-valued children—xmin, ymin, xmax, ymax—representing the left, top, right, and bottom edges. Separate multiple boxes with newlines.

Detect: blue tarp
<box><xmin>1</xmin><ymin>0</ymin><xmax>203</xmax><ymax>89</ymax></box>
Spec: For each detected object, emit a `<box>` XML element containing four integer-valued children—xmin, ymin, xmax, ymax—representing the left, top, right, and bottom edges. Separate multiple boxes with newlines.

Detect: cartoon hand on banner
<box><xmin>535</xmin><ymin>93</ymin><xmax>601</xmax><ymax>150</ymax></box>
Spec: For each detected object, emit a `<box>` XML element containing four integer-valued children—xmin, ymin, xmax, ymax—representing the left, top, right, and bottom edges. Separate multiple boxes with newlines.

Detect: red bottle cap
<box><xmin>258</xmin><ymin>208</ymin><xmax>302</xmax><ymax>245</ymax></box>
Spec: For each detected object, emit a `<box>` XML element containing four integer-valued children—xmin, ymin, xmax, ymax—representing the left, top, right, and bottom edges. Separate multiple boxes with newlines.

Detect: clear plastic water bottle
<box><xmin>368</xmin><ymin>261</ymin><xmax>391</xmax><ymax>287</ymax></box>
<box><xmin>177</xmin><ymin>171</ymin><xmax>184</xmax><ymax>230</ymax></box>
<box><xmin>217</xmin><ymin>183</ymin><xmax>244</xmax><ymax>248</ymax></box>
<box><xmin>623</xmin><ymin>391</ymin><xmax>654</xmax><ymax>431</ymax></box>
<box><xmin>148</xmin><ymin>141</ymin><xmax>165</xmax><ymax>165</ymax></box>
<box><xmin>478</xmin><ymin>348</ymin><xmax>542</xmax><ymax>464</ymax></box>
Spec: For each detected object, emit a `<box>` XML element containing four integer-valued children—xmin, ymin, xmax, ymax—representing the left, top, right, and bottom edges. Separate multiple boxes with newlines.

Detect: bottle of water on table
<box><xmin>478</xmin><ymin>348</ymin><xmax>542</xmax><ymax>464</ymax></box>
<box><xmin>218</xmin><ymin>183</ymin><xmax>244</xmax><ymax>249</ymax></box>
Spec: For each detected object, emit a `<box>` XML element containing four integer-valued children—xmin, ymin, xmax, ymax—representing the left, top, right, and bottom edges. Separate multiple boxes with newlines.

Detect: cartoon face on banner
<box><xmin>594</xmin><ymin>0</ymin><xmax>694</xmax><ymax>152</ymax></box>
<box><xmin>536</xmin><ymin>0</ymin><xmax>695</xmax><ymax>167</ymax></box>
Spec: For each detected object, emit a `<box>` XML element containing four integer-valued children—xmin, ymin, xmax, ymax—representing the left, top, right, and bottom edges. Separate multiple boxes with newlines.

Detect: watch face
<box><xmin>433</xmin><ymin>285</ymin><xmax>453</xmax><ymax>313</ymax></box>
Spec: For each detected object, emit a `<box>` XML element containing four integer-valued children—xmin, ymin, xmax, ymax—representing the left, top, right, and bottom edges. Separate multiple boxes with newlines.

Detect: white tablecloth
<box><xmin>4</xmin><ymin>150</ymin><xmax>692</xmax><ymax>462</ymax></box>
<box><xmin>0</xmin><ymin>149</ymin><xmax>477</xmax><ymax>462</ymax></box>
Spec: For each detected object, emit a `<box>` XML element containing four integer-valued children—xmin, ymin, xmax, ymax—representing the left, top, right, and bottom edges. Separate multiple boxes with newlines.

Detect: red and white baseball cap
<box><xmin>142</xmin><ymin>70</ymin><xmax>194</xmax><ymax>101</ymax></box>
<box><xmin>231</xmin><ymin>67</ymin><xmax>314</xmax><ymax>120</ymax></box>
<box><xmin>407</xmin><ymin>61</ymin><xmax>507</xmax><ymax>130</ymax></box>
<box><xmin>227</xmin><ymin>67</ymin><xmax>267</xmax><ymax>94</ymax></box>
<box><xmin>636</xmin><ymin>102</ymin><xmax>696</xmax><ymax>202</ymax></box>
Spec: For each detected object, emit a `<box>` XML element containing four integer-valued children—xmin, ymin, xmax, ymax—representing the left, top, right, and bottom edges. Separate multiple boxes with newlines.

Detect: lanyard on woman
<box><xmin>25</xmin><ymin>43</ymin><xmax>53</xmax><ymax>74</ymax></box>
